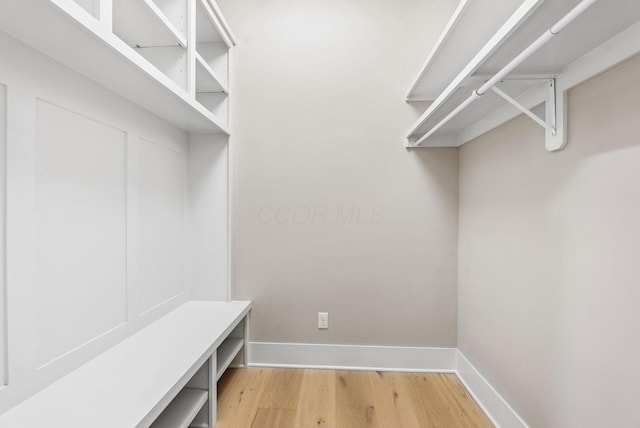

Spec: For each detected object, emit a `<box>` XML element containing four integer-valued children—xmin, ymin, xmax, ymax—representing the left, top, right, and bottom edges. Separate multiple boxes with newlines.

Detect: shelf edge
<box><xmin>405</xmin><ymin>0</ymin><xmax>472</xmax><ymax>100</ymax></box>
<box><xmin>406</xmin><ymin>0</ymin><xmax>546</xmax><ymax>141</ymax></box>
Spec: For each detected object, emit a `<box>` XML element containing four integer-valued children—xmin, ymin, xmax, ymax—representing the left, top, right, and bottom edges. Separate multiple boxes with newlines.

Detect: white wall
<box><xmin>218</xmin><ymin>0</ymin><xmax>460</xmax><ymax>347</ymax></box>
<box><xmin>0</xmin><ymin>82</ymin><xmax>6</xmax><ymax>386</ymax></box>
<box><xmin>0</xmin><ymin>31</ymin><xmax>221</xmax><ymax>412</ymax></box>
<box><xmin>458</xmin><ymin>54</ymin><xmax>640</xmax><ymax>427</ymax></box>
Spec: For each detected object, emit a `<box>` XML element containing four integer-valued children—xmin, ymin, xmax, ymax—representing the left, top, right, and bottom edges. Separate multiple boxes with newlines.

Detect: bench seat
<box><xmin>0</xmin><ymin>300</ymin><xmax>251</xmax><ymax>427</ymax></box>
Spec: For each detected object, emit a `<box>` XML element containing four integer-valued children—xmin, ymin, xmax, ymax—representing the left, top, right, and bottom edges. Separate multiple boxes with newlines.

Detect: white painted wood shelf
<box><xmin>406</xmin><ymin>0</ymin><xmax>640</xmax><ymax>151</ymax></box>
<box><xmin>196</xmin><ymin>52</ymin><xmax>227</xmax><ymax>94</ymax></box>
<box><xmin>150</xmin><ymin>388</ymin><xmax>208</xmax><ymax>428</ymax></box>
<box><xmin>0</xmin><ymin>0</ymin><xmax>231</xmax><ymax>134</ymax></box>
<box><xmin>113</xmin><ymin>0</ymin><xmax>187</xmax><ymax>48</ymax></box>
<box><xmin>0</xmin><ymin>301</ymin><xmax>252</xmax><ymax>428</ymax></box>
<box><xmin>216</xmin><ymin>338</ymin><xmax>244</xmax><ymax>380</ymax></box>
<box><xmin>196</xmin><ymin>0</ymin><xmax>227</xmax><ymax>45</ymax></box>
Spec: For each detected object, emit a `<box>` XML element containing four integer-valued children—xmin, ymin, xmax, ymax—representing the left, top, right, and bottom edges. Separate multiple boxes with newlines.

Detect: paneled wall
<box><xmin>0</xmin><ymin>30</ymin><xmax>228</xmax><ymax>412</ymax></box>
<box><xmin>34</xmin><ymin>99</ymin><xmax>128</xmax><ymax>368</ymax></box>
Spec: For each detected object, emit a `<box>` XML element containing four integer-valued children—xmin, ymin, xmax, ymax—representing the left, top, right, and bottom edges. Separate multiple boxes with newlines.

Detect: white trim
<box><xmin>248</xmin><ymin>342</ymin><xmax>456</xmax><ymax>372</ymax></box>
<box><xmin>455</xmin><ymin>350</ymin><xmax>528</xmax><ymax>428</ymax></box>
<box><xmin>247</xmin><ymin>343</ymin><xmax>529</xmax><ymax>427</ymax></box>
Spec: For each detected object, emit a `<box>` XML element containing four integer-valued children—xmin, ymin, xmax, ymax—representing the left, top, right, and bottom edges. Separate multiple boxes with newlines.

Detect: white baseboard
<box><xmin>247</xmin><ymin>342</ymin><xmax>528</xmax><ymax>428</ymax></box>
<box><xmin>455</xmin><ymin>350</ymin><xmax>528</xmax><ymax>428</ymax></box>
<box><xmin>248</xmin><ymin>342</ymin><xmax>456</xmax><ymax>372</ymax></box>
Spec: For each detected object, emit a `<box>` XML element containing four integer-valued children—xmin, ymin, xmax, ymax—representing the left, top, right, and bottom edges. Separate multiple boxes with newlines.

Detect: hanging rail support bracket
<box><xmin>545</xmin><ymin>78</ymin><xmax>568</xmax><ymax>152</ymax></box>
<box><xmin>490</xmin><ymin>79</ymin><xmax>557</xmax><ymax>135</ymax></box>
<box><xmin>491</xmin><ymin>78</ymin><xmax>568</xmax><ymax>152</ymax></box>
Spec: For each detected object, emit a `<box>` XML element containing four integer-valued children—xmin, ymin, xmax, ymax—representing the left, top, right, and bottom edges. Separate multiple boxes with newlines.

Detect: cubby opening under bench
<box><xmin>0</xmin><ymin>300</ymin><xmax>251</xmax><ymax>428</ymax></box>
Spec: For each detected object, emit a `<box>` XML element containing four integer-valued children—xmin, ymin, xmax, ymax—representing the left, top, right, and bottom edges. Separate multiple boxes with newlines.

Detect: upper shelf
<box><xmin>196</xmin><ymin>0</ymin><xmax>232</xmax><ymax>48</ymax></box>
<box><xmin>406</xmin><ymin>0</ymin><xmax>543</xmax><ymax>102</ymax></box>
<box><xmin>407</xmin><ymin>0</ymin><xmax>640</xmax><ymax>149</ymax></box>
<box><xmin>0</xmin><ymin>0</ymin><xmax>231</xmax><ymax>134</ymax></box>
<box><xmin>113</xmin><ymin>0</ymin><xmax>187</xmax><ymax>48</ymax></box>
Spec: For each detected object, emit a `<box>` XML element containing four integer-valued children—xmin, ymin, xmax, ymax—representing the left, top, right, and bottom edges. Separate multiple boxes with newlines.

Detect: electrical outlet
<box><xmin>318</xmin><ymin>312</ymin><xmax>329</xmax><ymax>329</ymax></box>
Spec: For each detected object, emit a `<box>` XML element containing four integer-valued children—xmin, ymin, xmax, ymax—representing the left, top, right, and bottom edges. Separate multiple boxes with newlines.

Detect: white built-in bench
<box><xmin>0</xmin><ymin>300</ymin><xmax>252</xmax><ymax>428</ymax></box>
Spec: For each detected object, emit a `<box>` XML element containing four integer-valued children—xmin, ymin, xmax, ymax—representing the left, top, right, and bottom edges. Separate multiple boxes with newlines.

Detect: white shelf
<box><xmin>150</xmin><ymin>388</ymin><xmax>208</xmax><ymax>428</ymax></box>
<box><xmin>195</xmin><ymin>52</ymin><xmax>227</xmax><ymax>94</ymax></box>
<box><xmin>113</xmin><ymin>0</ymin><xmax>187</xmax><ymax>48</ymax></box>
<box><xmin>0</xmin><ymin>0</ymin><xmax>229</xmax><ymax>134</ymax></box>
<box><xmin>406</xmin><ymin>0</ymin><xmax>542</xmax><ymax>101</ymax></box>
<box><xmin>407</xmin><ymin>0</ymin><xmax>640</xmax><ymax>150</ymax></box>
<box><xmin>196</xmin><ymin>0</ymin><xmax>229</xmax><ymax>47</ymax></box>
<box><xmin>216</xmin><ymin>338</ymin><xmax>243</xmax><ymax>381</ymax></box>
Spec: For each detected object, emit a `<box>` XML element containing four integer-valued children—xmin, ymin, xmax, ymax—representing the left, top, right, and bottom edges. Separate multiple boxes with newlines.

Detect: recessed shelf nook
<box><xmin>113</xmin><ymin>0</ymin><xmax>187</xmax><ymax>48</ymax></box>
<box><xmin>192</xmin><ymin>0</ymin><xmax>231</xmax><ymax>124</ymax></box>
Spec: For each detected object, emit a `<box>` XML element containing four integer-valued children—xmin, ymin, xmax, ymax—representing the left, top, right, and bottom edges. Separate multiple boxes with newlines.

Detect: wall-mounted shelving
<box><xmin>0</xmin><ymin>0</ymin><xmax>233</xmax><ymax>134</ymax></box>
<box><xmin>195</xmin><ymin>0</ymin><xmax>230</xmax><ymax>47</ymax></box>
<box><xmin>113</xmin><ymin>0</ymin><xmax>186</xmax><ymax>48</ymax></box>
<box><xmin>192</xmin><ymin>0</ymin><xmax>231</xmax><ymax>126</ymax></box>
<box><xmin>111</xmin><ymin>0</ymin><xmax>190</xmax><ymax>98</ymax></box>
<box><xmin>195</xmin><ymin>52</ymin><xmax>227</xmax><ymax>94</ymax></box>
<box><xmin>406</xmin><ymin>0</ymin><xmax>640</xmax><ymax>151</ymax></box>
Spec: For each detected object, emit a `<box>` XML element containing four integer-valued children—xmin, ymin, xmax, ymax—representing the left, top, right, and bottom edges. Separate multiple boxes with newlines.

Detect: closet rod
<box><xmin>414</xmin><ymin>0</ymin><xmax>599</xmax><ymax>146</ymax></box>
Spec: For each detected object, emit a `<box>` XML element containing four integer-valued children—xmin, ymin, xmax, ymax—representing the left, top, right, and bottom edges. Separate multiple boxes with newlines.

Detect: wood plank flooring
<box><xmin>216</xmin><ymin>368</ymin><xmax>493</xmax><ymax>428</ymax></box>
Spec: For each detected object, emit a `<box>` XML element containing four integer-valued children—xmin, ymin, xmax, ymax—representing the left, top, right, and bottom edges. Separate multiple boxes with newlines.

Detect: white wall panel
<box><xmin>0</xmin><ymin>31</ymin><xmax>204</xmax><ymax>413</ymax></box>
<box><xmin>34</xmin><ymin>100</ymin><xmax>127</xmax><ymax>368</ymax></box>
<box><xmin>188</xmin><ymin>134</ymin><xmax>228</xmax><ymax>301</ymax></box>
<box><xmin>137</xmin><ymin>138</ymin><xmax>186</xmax><ymax>314</ymax></box>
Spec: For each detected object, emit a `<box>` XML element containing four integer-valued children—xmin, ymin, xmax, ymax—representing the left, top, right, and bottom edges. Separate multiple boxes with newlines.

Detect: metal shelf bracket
<box><xmin>490</xmin><ymin>78</ymin><xmax>565</xmax><ymax>151</ymax></box>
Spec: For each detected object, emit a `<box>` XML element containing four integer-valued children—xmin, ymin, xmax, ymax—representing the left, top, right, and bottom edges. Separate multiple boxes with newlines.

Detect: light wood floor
<box><xmin>216</xmin><ymin>368</ymin><xmax>493</xmax><ymax>428</ymax></box>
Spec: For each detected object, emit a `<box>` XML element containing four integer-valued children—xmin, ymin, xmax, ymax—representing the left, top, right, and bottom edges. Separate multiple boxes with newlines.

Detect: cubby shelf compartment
<box><xmin>193</xmin><ymin>0</ymin><xmax>230</xmax><ymax>124</ymax></box>
<box><xmin>194</xmin><ymin>0</ymin><xmax>231</xmax><ymax>91</ymax></box>
<box><xmin>196</xmin><ymin>0</ymin><xmax>230</xmax><ymax>48</ymax></box>
<box><xmin>150</xmin><ymin>388</ymin><xmax>208</xmax><ymax>428</ymax></box>
<box><xmin>406</xmin><ymin>0</ymin><xmax>640</xmax><ymax>151</ymax></box>
<box><xmin>216</xmin><ymin>338</ymin><xmax>243</xmax><ymax>381</ymax></box>
<box><xmin>195</xmin><ymin>52</ymin><xmax>227</xmax><ymax>94</ymax></box>
<box><xmin>112</xmin><ymin>0</ymin><xmax>189</xmax><ymax>90</ymax></box>
<box><xmin>113</xmin><ymin>0</ymin><xmax>187</xmax><ymax>48</ymax></box>
<box><xmin>0</xmin><ymin>0</ymin><xmax>229</xmax><ymax>134</ymax></box>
